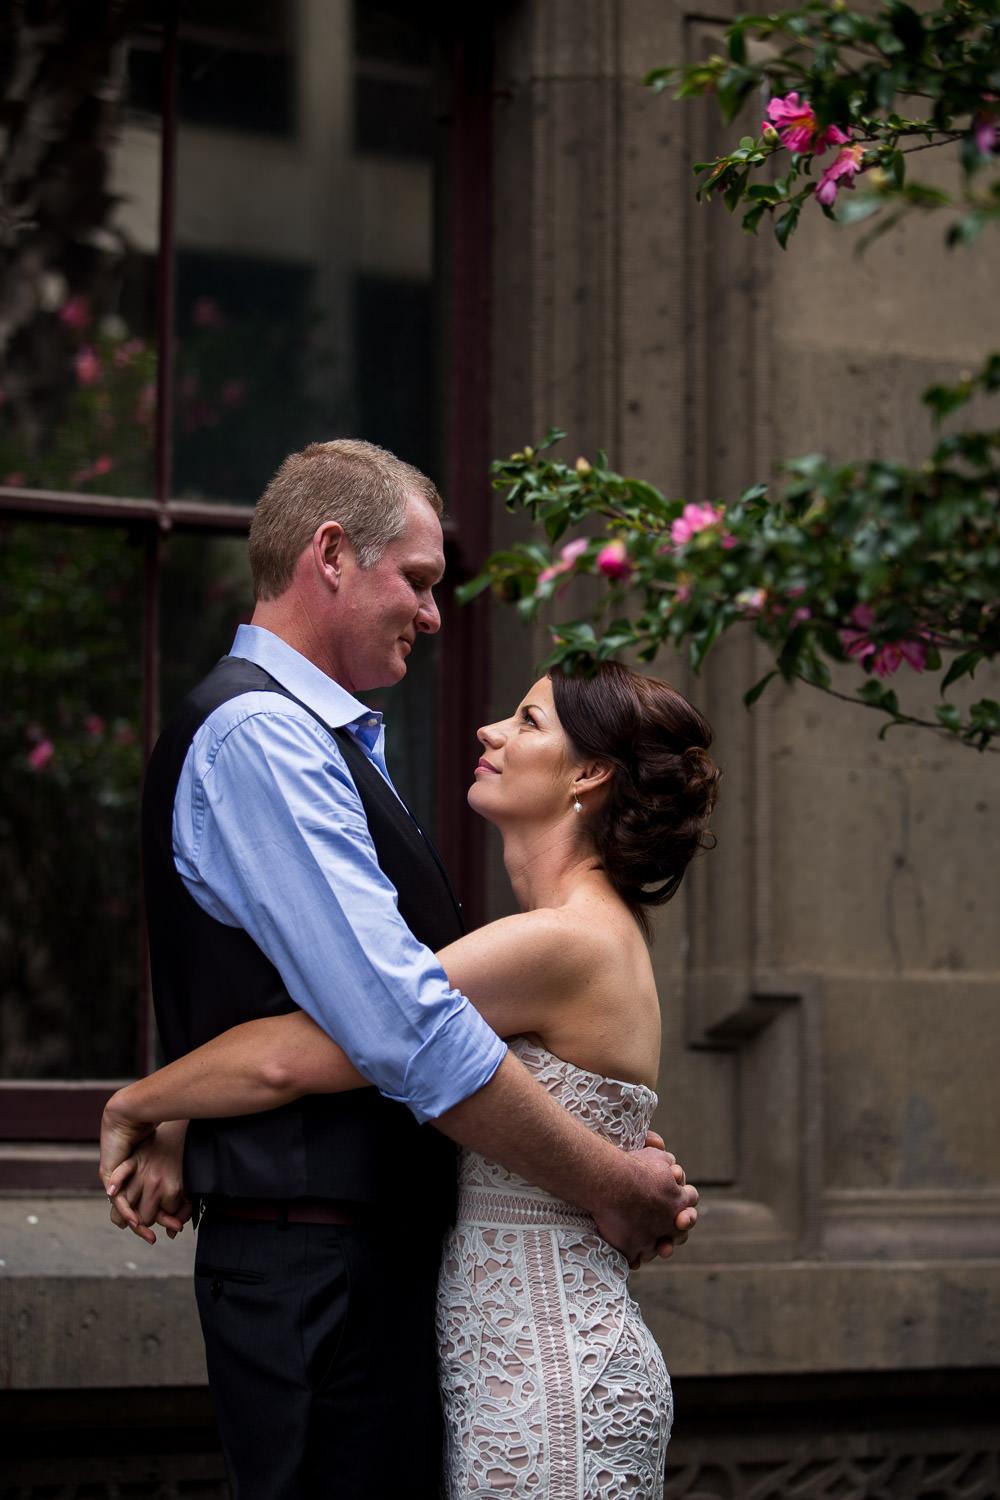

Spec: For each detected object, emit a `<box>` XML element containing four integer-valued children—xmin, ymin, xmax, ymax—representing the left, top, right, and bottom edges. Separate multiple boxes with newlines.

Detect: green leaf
<box><xmin>774</xmin><ymin>204</ymin><xmax>801</xmax><ymax>250</ymax></box>
<box><xmin>455</xmin><ymin>572</ymin><xmax>493</xmax><ymax>605</ymax></box>
<box><xmin>935</xmin><ymin>703</ymin><xmax>963</xmax><ymax>732</ymax></box>
<box><xmin>835</xmin><ymin>195</ymin><xmax>882</xmax><ymax>227</ymax></box>
<box><xmin>941</xmin><ymin>649</ymin><xmax>983</xmax><ymax>692</ymax></box>
<box><xmin>744</xmin><ymin>669</ymin><xmax>779</xmax><ymax>708</ymax></box>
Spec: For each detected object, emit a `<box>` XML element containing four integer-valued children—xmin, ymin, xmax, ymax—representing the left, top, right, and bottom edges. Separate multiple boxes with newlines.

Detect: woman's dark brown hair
<box><xmin>550</xmin><ymin>661</ymin><xmax>720</xmax><ymax>938</ymax></box>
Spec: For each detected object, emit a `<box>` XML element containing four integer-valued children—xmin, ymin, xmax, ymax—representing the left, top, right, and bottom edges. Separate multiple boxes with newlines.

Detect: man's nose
<box><xmin>416</xmin><ymin>593</ymin><xmax>441</xmax><ymax>634</ymax></box>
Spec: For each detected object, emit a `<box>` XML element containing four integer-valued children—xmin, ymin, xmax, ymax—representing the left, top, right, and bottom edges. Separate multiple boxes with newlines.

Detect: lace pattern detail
<box><xmin>438</xmin><ymin>1038</ymin><xmax>673</xmax><ymax>1498</ymax></box>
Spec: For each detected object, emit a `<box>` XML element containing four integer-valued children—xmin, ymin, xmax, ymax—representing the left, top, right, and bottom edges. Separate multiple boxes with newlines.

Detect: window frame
<box><xmin>0</xmin><ymin>5</ymin><xmax>494</xmax><ymax>1182</ymax></box>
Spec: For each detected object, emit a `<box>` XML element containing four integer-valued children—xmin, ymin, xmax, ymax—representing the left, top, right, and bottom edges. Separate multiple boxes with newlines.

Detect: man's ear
<box><xmin>312</xmin><ymin>521</ymin><xmax>346</xmax><ymax>591</ymax></box>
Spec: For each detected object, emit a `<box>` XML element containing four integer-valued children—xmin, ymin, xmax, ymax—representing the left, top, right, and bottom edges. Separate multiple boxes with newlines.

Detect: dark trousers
<box><xmin>194</xmin><ymin>1213</ymin><xmax>445</xmax><ymax>1499</ymax></box>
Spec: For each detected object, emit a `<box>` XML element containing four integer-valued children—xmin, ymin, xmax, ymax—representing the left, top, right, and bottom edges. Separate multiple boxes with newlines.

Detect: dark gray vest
<box><xmin>142</xmin><ymin>655</ymin><xmax>463</xmax><ymax>1226</ymax></box>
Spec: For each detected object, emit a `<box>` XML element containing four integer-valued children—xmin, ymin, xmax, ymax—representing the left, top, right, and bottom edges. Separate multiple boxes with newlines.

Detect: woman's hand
<box><xmin>101</xmin><ymin>1108</ymin><xmax>191</xmax><ymax>1245</ymax></box>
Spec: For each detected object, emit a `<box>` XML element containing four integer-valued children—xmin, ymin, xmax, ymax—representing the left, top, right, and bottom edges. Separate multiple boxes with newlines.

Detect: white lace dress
<box><xmin>436</xmin><ymin>1037</ymin><xmax>673</xmax><ymax>1499</ymax></box>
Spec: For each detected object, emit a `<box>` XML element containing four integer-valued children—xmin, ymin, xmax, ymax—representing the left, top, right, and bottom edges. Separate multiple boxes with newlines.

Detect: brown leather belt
<box><xmin>205</xmin><ymin>1197</ymin><xmax>370</xmax><ymax>1227</ymax></box>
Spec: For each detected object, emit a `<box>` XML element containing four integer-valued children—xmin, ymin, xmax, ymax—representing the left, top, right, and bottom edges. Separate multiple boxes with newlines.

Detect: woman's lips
<box><xmin>474</xmin><ymin>758</ymin><xmax>499</xmax><ymax>775</ymax></box>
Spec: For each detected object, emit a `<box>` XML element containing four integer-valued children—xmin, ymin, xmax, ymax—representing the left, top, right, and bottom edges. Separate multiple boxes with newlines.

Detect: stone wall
<box><xmin>486</xmin><ymin>0</ymin><xmax>1000</xmax><ymax>1425</ymax></box>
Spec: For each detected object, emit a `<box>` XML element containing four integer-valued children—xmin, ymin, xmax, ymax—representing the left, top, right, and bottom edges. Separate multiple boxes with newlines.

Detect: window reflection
<box><xmin>0</xmin><ymin>9</ymin><xmax>159</xmax><ymax>497</ymax></box>
<box><xmin>0</xmin><ymin>523</ymin><xmax>143</xmax><ymax>1078</ymax></box>
<box><xmin>170</xmin><ymin>0</ymin><xmax>437</xmax><ymax>503</ymax></box>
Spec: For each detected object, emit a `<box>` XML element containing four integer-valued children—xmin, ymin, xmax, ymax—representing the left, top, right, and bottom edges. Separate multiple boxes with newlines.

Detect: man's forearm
<box><xmin>434</xmin><ymin>1054</ymin><xmax>696</xmax><ymax>1262</ymax></box>
<box><xmin>435</xmin><ymin>1052</ymin><xmax>638</xmax><ymax>1215</ymax></box>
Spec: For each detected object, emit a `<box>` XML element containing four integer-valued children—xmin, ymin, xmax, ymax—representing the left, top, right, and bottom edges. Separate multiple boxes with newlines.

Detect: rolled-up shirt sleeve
<box><xmin>173</xmin><ymin>697</ymin><xmax>507</xmax><ymax>1123</ymax></box>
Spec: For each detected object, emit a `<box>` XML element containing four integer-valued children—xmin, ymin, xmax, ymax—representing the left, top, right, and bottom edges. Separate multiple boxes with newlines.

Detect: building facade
<box><xmin>2</xmin><ymin>3</ymin><xmax>998</xmax><ymax>1495</ymax></box>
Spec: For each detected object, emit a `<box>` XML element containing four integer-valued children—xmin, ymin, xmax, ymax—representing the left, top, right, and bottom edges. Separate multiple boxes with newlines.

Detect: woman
<box><xmin>103</xmin><ymin>661</ymin><xmax>719</xmax><ymax>1498</ymax></box>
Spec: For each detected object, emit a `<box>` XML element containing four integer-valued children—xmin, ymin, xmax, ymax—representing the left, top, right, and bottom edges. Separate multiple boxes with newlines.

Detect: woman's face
<box><xmin>468</xmin><ymin>677</ymin><xmax>580</xmax><ymax>826</ymax></box>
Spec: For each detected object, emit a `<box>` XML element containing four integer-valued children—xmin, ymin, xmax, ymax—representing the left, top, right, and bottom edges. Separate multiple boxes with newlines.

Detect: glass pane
<box><xmin>160</xmin><ymin>534</ymin><xmax>254</xmax><ymax>722</ymax></box>
<box><xmin>0</xmin><ymin>7</ymin><xmax>161</xmax><ymax>497</ymax></box>
<box><xmin>170</xmin><ymin>0</ymin><xmax>439</xmax><ymax>505</ymax></box>
<box><xmin>0</xmin><ymin>523</ymin><xmax>144</xmax><ymax>1078</ymax></box>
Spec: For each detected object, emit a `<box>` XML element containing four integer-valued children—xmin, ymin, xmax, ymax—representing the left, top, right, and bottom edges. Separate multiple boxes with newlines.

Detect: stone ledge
<box><xmin>3</xmin><ymin>1199</ymin><xmax>1000</xmax><ymax>1388</ymax></box>
<box><xmin>635</xmin><ymin>1257</ymin><xmax>1000</xmax><ymax>1377</ymax></box>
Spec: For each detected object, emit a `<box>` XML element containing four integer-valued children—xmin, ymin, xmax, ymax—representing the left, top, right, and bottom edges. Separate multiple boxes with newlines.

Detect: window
<box><xmin>0</xmin><ymin>1</ymin><xmax>493</xmax><ymax>1182</ymax></box>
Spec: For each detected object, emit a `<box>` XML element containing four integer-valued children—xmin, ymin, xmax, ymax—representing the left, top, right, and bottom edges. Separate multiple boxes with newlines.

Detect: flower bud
<box><xmin>762</xmin><ymin>123</ymin><xmax>780</xmax><ymax>144</ymax></box>
<box><xmin>596</xmin><ymin>539</ymin><xmax>633</xmax><ymax>582</ymax></box>
<box><xmin>523</xmin><ymin>445</ymin><xmax>534</xmax><ymax>459</ymax></box>
<box><xmin>575</xmin><ymin>456</ymin><xmax>592</xmax><ymax>476</ymax></box>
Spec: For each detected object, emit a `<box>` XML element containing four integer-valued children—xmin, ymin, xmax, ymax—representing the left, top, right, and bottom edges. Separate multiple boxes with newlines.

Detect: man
<box><xmin>106</xmin><ymin>440</ymin><xmax>698</xmax><ymax>1498</ymax></box>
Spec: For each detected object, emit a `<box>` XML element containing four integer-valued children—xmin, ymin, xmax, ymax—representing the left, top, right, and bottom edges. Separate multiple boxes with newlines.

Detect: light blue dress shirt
<box><xmin>172</xmin><ymin>624</ymin><xmax>507</xmax><ymax>1124</ymax></box>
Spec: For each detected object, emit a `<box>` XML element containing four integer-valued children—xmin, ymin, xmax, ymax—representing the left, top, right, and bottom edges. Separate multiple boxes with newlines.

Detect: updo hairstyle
<box><xmin>550</xmin><ymin>661</ymin><xmax>720</xmax><ymax>937</ymax></box>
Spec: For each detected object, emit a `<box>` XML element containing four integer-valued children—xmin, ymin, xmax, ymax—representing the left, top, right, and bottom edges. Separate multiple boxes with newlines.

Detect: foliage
<box><xmin>473</xmin><ymin>0</ymin><xmax>1000</xmax><ymax>750</ymax></box>
<box><xmin>647</xmin><ymin>0</ymin><xmax>1000</xmax><ymax>250</ymax></box>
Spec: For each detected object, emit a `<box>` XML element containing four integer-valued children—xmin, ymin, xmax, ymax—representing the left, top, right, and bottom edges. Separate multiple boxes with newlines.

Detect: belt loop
<box><xmin>277</xmin><ymin>1202</ymin><xmax>289</xmax><ymax>1231</ymax></box>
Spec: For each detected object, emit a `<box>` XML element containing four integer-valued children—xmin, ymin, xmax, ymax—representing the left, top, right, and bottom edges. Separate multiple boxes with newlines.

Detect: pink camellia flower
<box><xmin>974</xmin><ymin>113</ymin><xmax>998</xmax><ymax>155</ymax></box>
<box><xmin>841</xmin><ymin>604</ymin><xmax>928</xmax><ymax>678</ymax></box>
<box><xmin>535</xmin><ymin>537</ymin><xmax>589</xmax><ymax>594</ymax></box>
<box><xmin>764</xmin><ymin>92</ymin><xmax>818</xmax><ymax>153</ymax></box>
<box><xmin>75</xmin><ymin>346</ymin><xmax>101</xmax><ymax>385</ymax></box>
<box><xmin>596</xmin><ymin>539</ymin><xmax>633</xmax><ymax>582</ymax></box>
<box><xmin>671</xmin><ymin>502</ymin><xmax>723</xmax><ymax>546</ymax></box>
<box><xmin>59</xmin><ymin>295</ymin><xmax>90</xmax><ymax>330</ymax></box>
<box><xmin>28</xmin><ymin>738</ymin><xmax>55</xmax><ymax>771</ymax></box>
<box><xmin>84</xmin><ymin>714</ymin><xmax>105</xmax><ymax>738</ymax></box>
<box><xmin>816</xmin><ymin>141</ymin><xmax>865</xmax><ymax>206</ymax></box>
<box><xmin>114</xmin><ymin>338</ymin><xmax>146</xmax><ymax>368</ymax></box>
<box><xmin>841</xmin><ymin>603</ymin><xmax>878</xmax><ymax>663</ymax></box>
<box><xmin>764</xmin><ymin>94</ymin><xmax>851</xmax><ymax>156</ymax></box>
<box><xmin>71</xmin><ymin>454</ymin><xmax>115</xmax><ymax>488</ymax></box>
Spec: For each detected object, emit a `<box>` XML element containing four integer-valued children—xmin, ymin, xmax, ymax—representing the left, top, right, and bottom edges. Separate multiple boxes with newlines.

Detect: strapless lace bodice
<box><xmin>456</xmin><ymin>1036</ymin><xmax>659</xmax><ymax>1231</ymax></box>
<box><xmin>437</xmin><ymin>1037</ymin><xmax>673</xmax><ymax>1499</ymax></box>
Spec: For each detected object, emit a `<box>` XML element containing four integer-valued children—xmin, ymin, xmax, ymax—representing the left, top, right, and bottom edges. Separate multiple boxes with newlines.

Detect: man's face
<box><xmin>334</xmin><ymin>495</ymin><xmax>445</xmax><ymax>694</ymax></box>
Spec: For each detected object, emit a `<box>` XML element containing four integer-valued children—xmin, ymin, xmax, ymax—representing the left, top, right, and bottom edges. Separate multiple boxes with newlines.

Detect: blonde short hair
<box><xmin>248</xmin><ymin>439</ymin><xmax>443</xmax><ymax>601</ymax></box>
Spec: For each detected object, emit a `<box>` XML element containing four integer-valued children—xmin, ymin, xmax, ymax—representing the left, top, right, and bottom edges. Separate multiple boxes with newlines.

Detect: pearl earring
<box><xmin>572</xmin><ymin>797</ymin><xmax>583</xmax><ymax>813</ymax></box>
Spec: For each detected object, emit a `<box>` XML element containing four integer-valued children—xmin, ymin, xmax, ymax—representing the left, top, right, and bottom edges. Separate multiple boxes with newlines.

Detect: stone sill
<box><xmin>2</xmin><ymin>1197</ymin><xmax>1000</xmax><ymax>1390</ymax></box>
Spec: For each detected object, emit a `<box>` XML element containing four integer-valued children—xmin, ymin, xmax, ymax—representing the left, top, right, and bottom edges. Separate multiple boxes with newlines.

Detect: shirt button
<box><xmin>367</xmin><ymin>718</ymin><xmax>378</xmax><ymax>727</ymax></box>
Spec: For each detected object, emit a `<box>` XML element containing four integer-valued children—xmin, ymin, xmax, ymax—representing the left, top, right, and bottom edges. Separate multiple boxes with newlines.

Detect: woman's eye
<box><xmin>520</xmin><ymin>710</ymin><xmax>536</xmax><ymax>728</ymax></box>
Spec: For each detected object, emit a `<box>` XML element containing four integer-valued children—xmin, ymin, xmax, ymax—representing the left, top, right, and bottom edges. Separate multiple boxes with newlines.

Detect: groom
<box><xmin>109</xmin><ymin>439</ymin><xmax>698</xmax><ymax>1499</ymax></box>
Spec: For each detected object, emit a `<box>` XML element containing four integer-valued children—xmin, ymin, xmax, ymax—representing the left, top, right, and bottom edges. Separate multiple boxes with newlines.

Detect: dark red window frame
<box><xmin>0</xmin><ymin>7</ymin><xmax>493</xmax><ymax>1185</ymax></box>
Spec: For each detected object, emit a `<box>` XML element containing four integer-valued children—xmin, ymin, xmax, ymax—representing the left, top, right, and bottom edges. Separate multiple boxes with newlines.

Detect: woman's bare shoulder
<box><xmin>442</xmin><ymin>904</ymin><xmax>624</xmax><ymax>992</ymax></box>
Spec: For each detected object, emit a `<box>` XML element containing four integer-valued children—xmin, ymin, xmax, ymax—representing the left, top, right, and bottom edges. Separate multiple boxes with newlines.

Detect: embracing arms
<box><xmin>103</xmin><ymin>913</ymin><xmax>698</xmax><ymax>1258</ymax></box>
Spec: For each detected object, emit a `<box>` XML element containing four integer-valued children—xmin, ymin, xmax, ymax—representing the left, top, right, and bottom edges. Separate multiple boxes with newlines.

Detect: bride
<box><xmin>102</xmin><ymin>660</ymin><xmax>718</xmax><ymax>1499</ymax></box>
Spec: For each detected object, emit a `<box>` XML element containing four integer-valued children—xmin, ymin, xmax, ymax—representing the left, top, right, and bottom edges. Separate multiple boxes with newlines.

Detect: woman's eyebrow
<box><xmin>523</xmin><ymin>703</ymin><xmax>549</xmax><ymax>718</ymax></box>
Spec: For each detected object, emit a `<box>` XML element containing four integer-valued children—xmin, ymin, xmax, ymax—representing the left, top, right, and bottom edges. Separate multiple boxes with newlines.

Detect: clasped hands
<box><xmin>100</xmin><ymin>1111</ymin><xmax>698</xmax><ymax>1262</ymax></box>
<box><xmin>100</xmin><ymin>1107</ymin><xmax>192</xmax><ymax>1245</ymax></box>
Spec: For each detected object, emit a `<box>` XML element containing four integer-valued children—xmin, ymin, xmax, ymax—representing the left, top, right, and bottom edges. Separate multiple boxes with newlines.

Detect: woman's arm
<box><xmin>102</xmin><ymin>1010</ymin><xmax>365</xmax><ymax>1139</ymax></box>
<box><xmin>106</xmin><ymin>908</ymin><xmax>586</xmax><ymax>1137</ymax></box>
<box><xmin>102</xmin><ymin>909</ymin><xmax>596</xmax><ymax>1228</ymax></box>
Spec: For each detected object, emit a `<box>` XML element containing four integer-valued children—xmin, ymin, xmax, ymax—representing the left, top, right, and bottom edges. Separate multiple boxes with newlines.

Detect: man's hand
<box><xmin>592</xmin><ymin>1139</ymin><xmax>699</xmax><ymax>1268</ymax></box>
<box><xmin>100</xmin><ymin>1110</ymin><xmax>191</xmax><ymax>1245</ymax></box>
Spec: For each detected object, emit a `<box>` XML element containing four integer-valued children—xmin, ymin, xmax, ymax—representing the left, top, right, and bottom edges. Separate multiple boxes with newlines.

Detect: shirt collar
<box><xmin>229</xmin><ymin>624</ymin><xmax>381</xmax><ymax>734</ymax></box>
